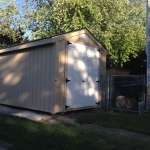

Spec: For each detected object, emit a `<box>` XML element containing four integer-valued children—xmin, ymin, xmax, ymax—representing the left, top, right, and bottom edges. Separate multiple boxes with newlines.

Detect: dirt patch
<box><xmin>39</xmin><ymin>108</ymin><xmax>150</xmax><ymax>141</ymax></box>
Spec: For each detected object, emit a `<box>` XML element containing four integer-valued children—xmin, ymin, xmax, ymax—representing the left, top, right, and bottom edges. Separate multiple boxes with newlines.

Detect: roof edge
<box><xmin>0</xmin><ymin>28</ymin><xmax>108</xmax><ymax>54</ymax></box>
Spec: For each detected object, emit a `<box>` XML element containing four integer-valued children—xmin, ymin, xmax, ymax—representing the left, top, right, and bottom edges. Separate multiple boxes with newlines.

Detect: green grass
<box><xmin>0</xmin><ymin>113</ymin><xmax>150</xmax><ymax>150</ymax></box>
<box><xmin>76</xmin><ymin>111</ymin><xmax>150</xmax><ymax>135</ymax></box>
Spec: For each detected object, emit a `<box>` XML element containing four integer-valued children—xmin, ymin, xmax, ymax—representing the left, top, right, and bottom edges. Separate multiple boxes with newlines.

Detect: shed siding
<box><xmin>0</xmin><ymin>29</ymin><xmax>107</xmax><ymax>113</ymax></box>
<box><xmin>69</xmin><ymin>33</ymin><xmax>99</xmax><ymax>48</ymax></box>
<box><xmin>54</xmin><ymin>41</ymin><xmax>61</xmax><ymax>113</ymax></box>
<box><xmin>99</xmin><ymin>50</ymin><xmax>106</xmax><ymax>108</ymax></box>
<box><xmin>0</xmin><ymin>44</ymin><xmax>55</xmax><ymax>113</ymax></box>
<box><xmin>54</xmin><ymin>40</ymin><xmax>66</xmax><ymax>113</ymax></box>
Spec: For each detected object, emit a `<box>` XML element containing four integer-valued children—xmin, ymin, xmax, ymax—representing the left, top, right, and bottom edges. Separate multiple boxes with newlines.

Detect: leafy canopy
<box><xmin>23</xmin><ymin>0</ymin><xmax>146</xmax><ymax>67</ymax></box>
<box><xmin>0</xmin><ymin>0</ymin><xmax>26</xmax><ymax>48</ymax></box>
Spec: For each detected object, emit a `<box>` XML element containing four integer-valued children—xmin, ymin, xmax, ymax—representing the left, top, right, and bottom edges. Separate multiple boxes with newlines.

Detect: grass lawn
<box><xmin>76</xmin><ymin>111</ymin><xmax>150</xmax><ymax>135</ymax></box>
<box><xmin>0</xmin><ymin>113</ymin><xmax>150</xmax><ymax>150</ymax></box>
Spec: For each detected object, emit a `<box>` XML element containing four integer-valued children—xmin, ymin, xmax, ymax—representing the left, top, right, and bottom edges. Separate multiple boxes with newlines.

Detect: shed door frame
<box><xmin>66</xmin><ymin>42</ymin><xmax>100</xmax><ymax>109</ymax></box>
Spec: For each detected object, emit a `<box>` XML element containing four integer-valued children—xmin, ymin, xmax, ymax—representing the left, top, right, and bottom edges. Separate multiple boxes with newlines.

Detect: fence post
<box><xmin>99</xmin><ymin>74</ymin><xmax>103</xmax><ymax>108</ymax></box>
<box><xmin>106</xmin><ymin>75</ymin><xmax>110</xmax><ymax>110</ymax></box>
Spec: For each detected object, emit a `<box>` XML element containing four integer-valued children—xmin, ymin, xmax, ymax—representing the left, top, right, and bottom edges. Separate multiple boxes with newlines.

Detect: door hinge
<box><xmin>65</xmin><ymin>105</ymin><xmax>70</xmax><ymax>109</ymax></box>
<box><xmin>96</xmin><ymin>102</ymin><xmax>99</xmax><ymax>105</ymax></box>
<box><xmin>96</xmin><ymin>80</ymin><xmax>99</xmax><ymax>83</ymax></box>
<box><xmin>66</xmin><ymin>78</ymin><xmax>71</xmax><ymax>83</ymax></box>
<box><xmin>67</xmin><ymin>41</ymin><xmax>72</xmax><ymax>45</ymax></box>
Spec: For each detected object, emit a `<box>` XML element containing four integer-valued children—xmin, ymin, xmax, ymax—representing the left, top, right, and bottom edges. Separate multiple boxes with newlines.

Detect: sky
<box><xmin>0</xmin><ymin>0</ymin><xmax>33</xmax><ymax>39</ymax></box>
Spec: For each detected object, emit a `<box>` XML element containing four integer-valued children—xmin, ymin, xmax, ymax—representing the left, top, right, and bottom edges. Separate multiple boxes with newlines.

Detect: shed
<box><xmin>0</xmin><ymin>28</ymin><xmax>107</xmax><ymax>114</ymax></box>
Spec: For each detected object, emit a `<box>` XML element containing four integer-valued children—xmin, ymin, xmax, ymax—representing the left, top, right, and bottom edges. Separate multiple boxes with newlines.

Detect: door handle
<box><xmin>82</xmin><ymin>81</ymin><xmax>85</xmax><ymax>82</ymax></box>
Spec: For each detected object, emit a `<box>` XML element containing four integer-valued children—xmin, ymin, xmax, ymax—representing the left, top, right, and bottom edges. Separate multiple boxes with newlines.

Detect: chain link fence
<box><xmin>105</xmin><ymin>75</ymin><xmax>146</xmax><ymax>112</ymax></box>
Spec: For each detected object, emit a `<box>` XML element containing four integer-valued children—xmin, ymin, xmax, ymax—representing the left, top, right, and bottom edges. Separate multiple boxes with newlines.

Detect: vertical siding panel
<box><xmin>32</xmin><ymin>48</ymin><xmax>40</xmax><ymax>109</ymax></box>
<box><xmin>0</xmin><ymin>57</ymin><xmax>2</xmax><ymax>103</ymax></box>
<box><xmin>24</xmin><ymin>50</ymin><xmax>28</xmax><ymax>108</ymax></box>
<box><xmin>4</xmin><ymin>55</ymin><xmax>8</xmax><ymax>105</ymax></box>
<box><xmin>0</xmin><ymin>56</ymin><xmax>1</xmax><ymax>103</ymax></box>
<box><xmin>11</xmin><ymin>54</ymin><xmax>15</xmax><ymax>106</ymax></box>
<box><xmin>21</xmin><ymin>52</ymin><xmax>28</xmax><ymax>108</ymax></box>
<box><xmin>48</xmin><ymin>47</ymin><xmax>53</xmax><ymax>112</ymax></box>
<box><xmin>0</xmin><ymin>56</ymin><xmax>3</xmax><ymax>104</ymax></box>
<box><xmin>52</xmin><ymin>44</ymin><xmax>56</xmax><ymax>112</ymax></box>
<box><xmin>20</xmin><ymin>53</ymin><xmax>24</xmax><ymax>107</ymax></box>
<box><xmin>54</xmin><ymin>42</ymin><xmax>59</xmax><ymax>113</ymax></box>
<box><xmin>17</xmin><ymin>53</ymin><xmax>22</xmax><ymax>107</ymax></box>
<box><xmin>27</xmin><ymin>49</ymin><xmax>33</xmax><ymax>108</ymax></box>
<box><xmin>14</xmin><ymin>53</ymin><xmax>18</xmax><ymax>106</ymax></box>
<box><xmin>29</xmin><ymin>49</ymin><xmax>34</xmax><ymax>108</ymax></box>
<box><xmin>15</xmin><ymin>53</ymin><xmax>19</xmax><ymax>106</ymax></box>
<box><xmin>63</xmin><ymin>41</ymin><xmax>67</xmax><ymax>112</ymax></box>
<box><xmin>47</xmin><ymin>45</ymin><xmax>51</xmax><ymax>112</ymax></box>
<box><xmin>36</xmin><ymin>48</ymin><xmax>41</xmax><ymax>110</ymax></box>
<box><xmin>21</xmin><ymin>52</ymin><xmax>26</xmax><ymax>108</ymax></box>
<box><xmin>58</xmin><ymin>41</ymin><xmax>62</xmax><ymax>112</ymax></box>
<box><xmin>21</xmin><ymin>52</ymin><xmax>25</xmax><ymax>108</ymax></box>
<box><xmin>99</xmin><ymin>51</ymin><xmax>102</xmax><ymax>107</ymax></box>
<box><xmin>50</xmin><ymin>45</ymin><xmax>54</xmax><ymax>113</ymax></box>
<box><xmin>10</xmin><ymin>54</ymin><xmax>15</xmax><ymax>106</ymax></box>
<box><xmin>3</xmin><ymin>55</ymin><xmax>7</xmax><ymax>105</ymax></box>
<box><xmin>50</xmin><ymin>45</ymin><xmax>54</xmax><ymax>110</ymax></box>
<box><xmin>44</xmin><ymin>45</ymin><xmax>50</xmax><ymax>112</ymax></box>
<box><xmin>100</xmin><ymin>51</ymin><xmax>106</xmax><ymax>108</ymax></box>
<box><xmin>22</xmin><ymin>52</ymin><xmax>26</xmax><ymax>107</ymax></box>
<box><xmin>13</xmin><ymin>53</ymin><xmax>17</xmax><ymax>106</ymax></box>
<box><xmin>21</xmin><ymin>52</ymin><xmax>25</xmax><ymax>107</ymax></box>
<box><xmin>41</xmin><ymin>46</ymin><xmax>46</xmax><ymax>111</ymax></box>
<box><xmin>3</xmin><ymin>56</ymin><xmax>6</xmax><ymax>104</ymax></box>
<box><xmin>6</xmin><ymin>54</ymin><xmax>11</xmax><ymax>105</ymax></box>
<box><xmin>53</xmin><ymin>42</ymin><xmax>60</xmax><ymax>113</ymax></box>
<box><xmin>29</xmin><ymin>50</ymin><xmax>33</xmax><ymax>109</ymax></box>
<box><xmin>59</xmin><ymin>40</ymin><xmax>66</xmax><ymax>112</ymax></box>
<box><xmin>4</xmin><ymin>54</ymin><xmax>8</xmax><ymax>105</ymax></box>
<box><xmin>4</xmin><ymin>55</ymin><xmax>8</xmax><ymax>104</ymax></box>
<box><xmin>27</xmin><ymin>50</ymin><xmax>32</xmax><ymax>108</ymax></box>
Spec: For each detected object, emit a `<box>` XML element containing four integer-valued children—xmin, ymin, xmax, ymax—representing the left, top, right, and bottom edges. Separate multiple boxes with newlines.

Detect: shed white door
<box><xmin>66</xmin><ymin>42</ymin><xmax>99</xmax><ymax>109</ymax></box>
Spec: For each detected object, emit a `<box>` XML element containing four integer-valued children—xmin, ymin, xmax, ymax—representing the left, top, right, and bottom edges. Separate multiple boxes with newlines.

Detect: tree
<box><xmin>123</xmin><ymin>51</ymin><xmax>146</xmax><ymax>75</ymax></box>
<box><xmin>0</xmin><ymin>0</ymin><xmax>27</xmax><ymax>48</ymax></box>
<box><xmin>23</xmin><ymin>0</ymin><xmax>146</xmax><ymax>67</ymax></box>
<box><xmin>22</xmin><ymin>0</ymin><xmax>54</xmax><ymax>39</ymax></box>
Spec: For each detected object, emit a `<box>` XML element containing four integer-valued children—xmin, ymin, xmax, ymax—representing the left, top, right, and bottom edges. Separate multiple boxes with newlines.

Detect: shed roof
<box><xmin>0</xmin><ymin>28</ymin><xmax>108</xmax><ymax>54</ymax></box>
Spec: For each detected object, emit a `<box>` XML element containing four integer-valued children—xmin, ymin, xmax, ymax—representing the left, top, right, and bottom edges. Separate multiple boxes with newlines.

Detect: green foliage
<box><xmin>23</xmin><ymin>0</ymin><xmax>54</xmax><ymax>39</ymax></box>
<box><xmin>0</xmin><ymin>0</ymin><xmax>27</xmax><ymax>48</ymax></box>
<box><xmin>23</xmin><ymin>0</ymin><xmax>146</xmax><ymax>67</ymax></box>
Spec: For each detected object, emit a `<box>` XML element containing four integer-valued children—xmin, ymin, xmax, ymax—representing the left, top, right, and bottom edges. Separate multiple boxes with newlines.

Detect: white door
<box><xmin>66</xmin><ymin>42</ymin><xmax>99</xmax><ymax>109</ymax></box>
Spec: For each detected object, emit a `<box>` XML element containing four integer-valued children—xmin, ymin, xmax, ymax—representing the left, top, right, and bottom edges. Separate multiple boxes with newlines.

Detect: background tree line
<box><xmin>0</xmin><ymin>0</ymin><xmax>146</xmax><ymax>74</ymax></box>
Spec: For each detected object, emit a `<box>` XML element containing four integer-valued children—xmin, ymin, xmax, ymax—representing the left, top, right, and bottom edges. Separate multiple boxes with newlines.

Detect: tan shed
<box><xmin>0</xmin><ymin>28</ymin><xmax>107</xmax><ymax>114</ymax></box>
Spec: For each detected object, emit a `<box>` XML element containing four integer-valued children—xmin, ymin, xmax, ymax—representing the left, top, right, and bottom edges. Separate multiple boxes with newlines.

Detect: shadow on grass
<box><xmin>76</xmin><ymin>112</ymin><xmax>150</xmax><ymax>135</ymax></box>
<box><xmin>0</xmin><ymin>114</ymin><xmax>150</xmax><ymax>150</ymax></box>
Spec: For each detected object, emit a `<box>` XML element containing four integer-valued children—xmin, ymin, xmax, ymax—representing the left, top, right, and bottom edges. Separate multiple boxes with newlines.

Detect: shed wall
<box><xmin>0</xmin><ymin>29</ymin><xmax>107</xmax><ymax>113</ymax></box>
<box><xmin>100</xmin><ymin>50</ymin><xmax>106</xmax><ymax>108</ymax></box>
<box><xmin>54</xmin><ymin>40</ymin><xmax>67</xmax><ymax>113</ymax></box>
<box><xmin>0</xmin><ymin>44</ymin><xmax>56</xmax><ymax>113</ymax></box>
<box><xmin>69</xmin><ymin>33</ymin><xmax>99</xmax><ymax>48</ymax></box>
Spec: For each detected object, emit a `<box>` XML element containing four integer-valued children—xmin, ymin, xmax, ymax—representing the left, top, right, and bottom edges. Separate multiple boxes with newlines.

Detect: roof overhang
<box><xmin>0</xmin><ymin>28</ymin><xmax>108</xmax><ymax>54</ymax></box>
